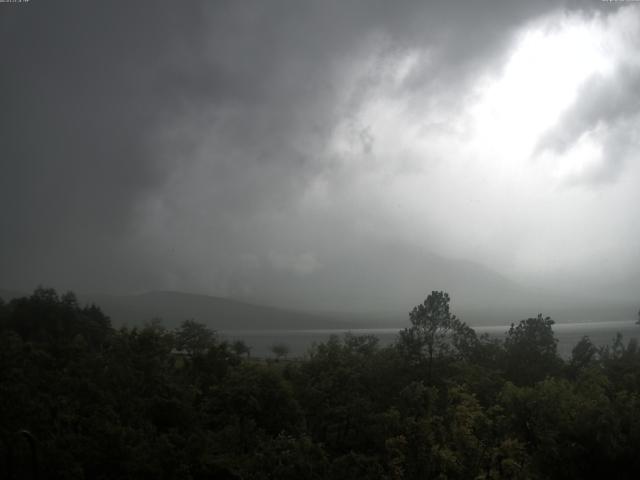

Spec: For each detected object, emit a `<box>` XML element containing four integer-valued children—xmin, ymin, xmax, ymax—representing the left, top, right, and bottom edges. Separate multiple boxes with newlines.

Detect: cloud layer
<box><xmin>2</xmin><ymin>1</ymin><xmax>639</xmax><ymax>311</ymax></box>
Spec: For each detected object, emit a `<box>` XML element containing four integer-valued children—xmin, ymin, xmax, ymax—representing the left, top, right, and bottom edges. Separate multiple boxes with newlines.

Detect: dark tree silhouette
<box><xmin>504</xmin><ymin>313</ymin><xmax>560</xmax><ymax>385</ymax></box>
<box><xmin>1</xmin><ymin>287</ymin><xmax>640</xmax><ymax>479</ymax></box>
<box><xmin>271</xmin><ymin>342</ymin><xmax>290</xmax><ymax>361</ymax></box>
<box><xmin>174</xmin><ymin>318</ymin><xmax>216</xmax><ymax>356</ymax></box>
<box><xmin>399</xmin><ymin>291</ymin><xmax>477</xmax><ymax>381</ymax></box>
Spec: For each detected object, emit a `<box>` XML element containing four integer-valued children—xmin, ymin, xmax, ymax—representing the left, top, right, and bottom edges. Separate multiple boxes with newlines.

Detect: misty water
<box><xmin>222</xmin><ymin>320</ymin><xmax>640</xmax><ymax>359</ymax></box>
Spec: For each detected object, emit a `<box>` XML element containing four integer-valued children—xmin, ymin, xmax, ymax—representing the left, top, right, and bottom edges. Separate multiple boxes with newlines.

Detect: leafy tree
<box><xmin>4</xmin><ymin>287</ymin><xmax>640</xmax><ymax>479</ymax></box>
<box><xmin>504</xmin><ymin>314</ymin><xmax>561</xmax><ymax>385</ymax></box>
<box><xmin>399</xmin><ymin>291</ymin><xmax>477</xmax><ymax>382</ymax></box>
<box><xmin>231</xmin><ymin>339</ymin><xmax>251</xmax><ymax>358</ymax></box>
<box><xmin>292</xmin><ymin>334</ymin><xmax>394</xmax><ymax>452</ymax></box>
<box><xmin>203</xmin><ymin>363</ymin><xmax>304</xmax><ymax>442</ymax></box>
<box><xmin>450</xmin><ymin>316</ymin><xmax>481</xmax><ymax>361</ymax></box>
<box><xmin>4</xmin><ymin>287</ymin><xmax>111</xmax><ymax>347</ymax></box>
<box><xmin>174</xmin><ymin>318</ymin><xmax>216</xmax><ymax>357</ymax></box>
<box><xmin>569</xmin><ymin>336</ymin><xmax>599</xmax><ymax>374</ymax></box>
<box><xmin>329</xmin><ymin>451</ymin><xmax>384</xmax><ymax>480</ymax></box>
<box><xmin>189</xmin><ymin>341</ymin><xmax>241</xmax><ymax>389</ymax></box>
<box><xmin>271</xmin><ymin>342</ymin><xmax>290</xmax><ymax>361</ymax></box>
<box><xmin>399</xmin><ymin>291</ymin><xmax>453</xmax><ymax>373</ymax></box>
<box><xmin>242</xmin><ymin>434</ymin><xmax>329</xmax><ymax>480</ymax></box>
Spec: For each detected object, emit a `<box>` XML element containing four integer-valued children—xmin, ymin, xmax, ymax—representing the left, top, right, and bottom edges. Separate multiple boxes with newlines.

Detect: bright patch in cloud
<box><xmin>320</xmin><ymin>7</ymin><xmax>640</xmax><ymax>287</ymax></box>
<box><xmin>470</xmin><ymin>14</ymin><xmax>612</xmax><ymax>162</ymax></box>
<box><xmin>545</xmin><ymin>126</ymin><xmax>607</xmax><ymax>184</ymax></box>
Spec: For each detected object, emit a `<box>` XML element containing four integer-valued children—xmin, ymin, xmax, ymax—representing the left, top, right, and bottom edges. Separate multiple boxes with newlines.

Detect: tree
<box><xmin>174</xmin><ymin>319</ymin><xmax>216</xmax><ymax>357</ymax></box>
<box><xmin>399</xmin><ymin>291</ymin><xmax>476</xmax><ymax>382</ymax></box>
<box><xmin>504</xmin><ymin>314</ymin><xmax>560</xmax><ymax>385</ymax></box>
<box><xmin>232</xmin><ymin>339</ymin><xmax>251</xmax><ymax>358</ymax></box>
<box><xmin>271</xmin><ymin>343</ymin><xmax>290</xmax><ymax>361</ymax></box>
<box><xmin>570</xmin><ymin>336</ymin><xmax>598</xmax><ymax>373</ymax></box>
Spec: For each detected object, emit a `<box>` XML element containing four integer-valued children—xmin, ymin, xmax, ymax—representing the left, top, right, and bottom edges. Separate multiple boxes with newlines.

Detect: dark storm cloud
<box><xmin>127</xmin><ymin>0</ymin><xmax>572</xmax><ymax>297</ymax></box>
<box><xmin>0</xmin><ymin>1</ymin><xmax>213</xmax><ymax>290</ymax></box>
<box><xmin>2</xmin><ymin>0</ymin><xmax>623</xmax><ymax>307</ymax></box>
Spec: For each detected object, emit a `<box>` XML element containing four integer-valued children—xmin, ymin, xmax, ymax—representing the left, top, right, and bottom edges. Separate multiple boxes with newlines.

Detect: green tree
<box><xmin>232</xmin><ymin>339</ymin><xmax>251</xmax><ymax>358</ymax></box>
<box><xmin>504</xmin><ymin>314</ymin><xmax>561</xmax><ymax>385</ymax></box>
<box><xmin>399</xmin><ymin>291</ymin><xmax>476</xmax><ymax>382</ymax></box>
<box><xmin>570</xmin><ymin>336</ymin><xmax>598</xmax><ymax>374</ymax></box>
<box><xmin>271</xmin><ymin>343</ymin><xmax>290</xmax><ymax>361</ymax></box>
<box><xmin>174</xmin><ymin>319</ymin><xmax>216</xmax><ymax>357</ymax></box>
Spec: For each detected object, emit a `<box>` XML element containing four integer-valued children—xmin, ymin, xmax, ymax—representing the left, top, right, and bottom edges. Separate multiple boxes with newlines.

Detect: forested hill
<box><xmin>77</xmin><ymin>291</ymin><xmax>357</xmax><ymax>330</ymax></box>
<box><xmin>0</xmin><ymin>289</ymin><xmax>358</xmax><ymax>330</ymax></box>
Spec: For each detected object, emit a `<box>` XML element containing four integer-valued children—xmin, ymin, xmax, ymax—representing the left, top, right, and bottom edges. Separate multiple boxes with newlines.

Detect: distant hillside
<box><xmin>229</xmin><ymin>242</ymin><xmax>538</xmax><ymax>320</ymax></box>
<box><xmin>3</xmin><ymin>286</ymin><xmax>635</xmax><ymax>331</ymax></box>
<box><xmin>77</xmin><ymin>291</ymin><xmax>355</xmax><ymax>330</ymax></box>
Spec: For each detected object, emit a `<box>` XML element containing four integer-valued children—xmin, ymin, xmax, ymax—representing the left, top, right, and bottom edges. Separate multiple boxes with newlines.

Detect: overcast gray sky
<box><xmin>1</xmin><ymin>0</ymin><xmax>639</xmax><ymax>313</ymax></box>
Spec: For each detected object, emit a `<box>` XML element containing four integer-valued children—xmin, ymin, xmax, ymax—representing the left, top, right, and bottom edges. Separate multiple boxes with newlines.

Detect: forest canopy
<box><xmin>1</xmin><ymin>288</ymin><xmax>640</xmax><ymax>479</ymax></box>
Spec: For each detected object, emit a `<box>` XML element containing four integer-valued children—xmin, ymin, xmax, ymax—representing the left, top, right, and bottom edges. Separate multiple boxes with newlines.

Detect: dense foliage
<box><xmin>1</xmin><ymin>288</ymin><xmax>640</xmax><ymax>479</ymax></box>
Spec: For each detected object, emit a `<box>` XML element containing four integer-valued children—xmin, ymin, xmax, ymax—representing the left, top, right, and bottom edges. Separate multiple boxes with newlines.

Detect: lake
<box><xmin>221</xmin><ymin>320</ymin><xmax>640</xmax><ymax>358</ymax></box>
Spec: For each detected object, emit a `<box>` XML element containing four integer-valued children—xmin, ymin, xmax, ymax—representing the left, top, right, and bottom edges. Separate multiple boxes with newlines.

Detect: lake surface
<box><xmin>221</xmin><ymin>320</ymin><xmax>640</xmax><ymax>358</ymax></box>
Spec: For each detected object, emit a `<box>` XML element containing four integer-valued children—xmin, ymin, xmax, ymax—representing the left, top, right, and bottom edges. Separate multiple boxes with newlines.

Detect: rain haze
<box><xmin>2</xmin><ymin>0</ymin><xmax>640</xmax><ymax>323</ymax></box>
